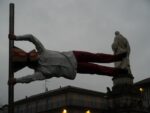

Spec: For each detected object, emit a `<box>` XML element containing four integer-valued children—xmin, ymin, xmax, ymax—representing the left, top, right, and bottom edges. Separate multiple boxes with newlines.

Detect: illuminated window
<box><xmin>62</xmin><ymin>109</ymin><xmax>67</xmax><ymax>113</ymax></box>
<box><xmin>86</xmin><ymin>110</ymin><xmax>91</xmax><ymax>113</ymax></box>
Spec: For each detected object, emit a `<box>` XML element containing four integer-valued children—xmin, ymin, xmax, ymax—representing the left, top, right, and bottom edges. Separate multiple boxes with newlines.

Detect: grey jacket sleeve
<box><xmin>16</xmin><ymin>72</ymin><xmax>45</xmax><ymax>83</ymax></box>
<box><xmin>15</xmin><ymin>34</ymin><xmax>45</xmax><ymax>54</ymax></box>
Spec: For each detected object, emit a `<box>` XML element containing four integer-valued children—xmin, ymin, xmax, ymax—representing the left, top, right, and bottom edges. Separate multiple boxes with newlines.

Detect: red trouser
<box><xmin>73</xmin><ymin>51</ymin><xmax>125</xmax><ymax>76</ymax></box>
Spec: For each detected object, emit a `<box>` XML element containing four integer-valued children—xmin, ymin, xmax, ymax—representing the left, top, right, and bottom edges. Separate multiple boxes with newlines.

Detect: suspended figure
<box><xmin>9</xmin><ymin>34</ymin><xmax>128</xmax><ymax>84</ymax></box>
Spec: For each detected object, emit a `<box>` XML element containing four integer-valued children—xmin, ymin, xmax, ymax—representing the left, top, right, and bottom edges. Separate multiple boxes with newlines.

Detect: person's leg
<box><xmin>77</xmin><ymin>62</ymin><xmax>127</xmax><ymax>76</ymax></box>
<box><xmin>73</xmin><ymin>51</ymin><xmax>126</xmax><ymax>63</ymax></box>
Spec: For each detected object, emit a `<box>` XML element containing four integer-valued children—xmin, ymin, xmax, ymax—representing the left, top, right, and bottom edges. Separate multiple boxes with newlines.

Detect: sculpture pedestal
<box><xmin>106</xmin><ymin>75</ymin><xmax>148</xmax><ymax>113</ymax></box>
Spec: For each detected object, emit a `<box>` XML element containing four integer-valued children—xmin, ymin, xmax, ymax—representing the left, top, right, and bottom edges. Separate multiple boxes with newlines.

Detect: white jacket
<box><xmin>16</xmin><ymin>34</ymin><xmax>77</xmax><ymax>83</ymax></box>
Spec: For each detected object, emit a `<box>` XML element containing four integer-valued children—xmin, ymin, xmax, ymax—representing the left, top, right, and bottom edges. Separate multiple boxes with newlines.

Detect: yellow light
<box><xmin>86</xmin><ymin>110</ymin><xmax>91</xmax><ymax>113</ymax></box>
<box><xmin>62</xmin><ymin>109</ymin><xmax>67</xmax><ymax>113</ymax></box>
<box><xmin>139</xmin><ymin>87</ymin><xmax>144</xmax><ymax>92</ymax></box>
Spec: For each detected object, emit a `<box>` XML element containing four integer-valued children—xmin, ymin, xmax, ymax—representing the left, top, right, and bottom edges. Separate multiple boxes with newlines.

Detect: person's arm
<box><xmin>15</xmin><ymin>34</ymin><xmax>45</xmax><ymax>54</ymax></box>
<box><xmin>15</xmin><ymin>71</ymin><xmax>45</xmax><ymax>83</ymax></box>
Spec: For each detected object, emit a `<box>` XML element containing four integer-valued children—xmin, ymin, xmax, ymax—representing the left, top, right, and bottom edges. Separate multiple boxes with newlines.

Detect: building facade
<box><xmin>14</xmin><ymin>86</ymin><xmax>107</xmax><ymax>113</ymax></box>
<box><xmin>1</xmin><ymin>78</ymin><xmax>150</xmax><ymax>113</ymax></box>
<box><xmin>134</xmin><ymin>77</ymin><xmax>150</xmax><ymax>110</ymax></box>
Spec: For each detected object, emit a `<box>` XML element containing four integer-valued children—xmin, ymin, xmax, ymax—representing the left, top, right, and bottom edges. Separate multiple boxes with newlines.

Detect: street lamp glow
<box><xmin>62</xmin><ymin>109</ymin><xmax>67</xmax><ymax>113</ymax></box>
<box><xmin>139</xmin><ymin>87</ymin><xmax>144</xmax><ymax>92</ymax></box>
<box><xmin>86</xmin><ymin>110</ymin><xmax>91</xmax><ymax>113</ymax></box>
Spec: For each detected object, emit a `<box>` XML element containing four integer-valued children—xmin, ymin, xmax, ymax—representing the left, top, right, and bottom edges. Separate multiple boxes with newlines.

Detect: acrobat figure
<box><xmin>112</xmin><ymin>31</ymin><xmax>132</xmax><ymax>75</ymax></box>
<box><xmin>9</xmin><ymin>34</ymin><xmax>127</xmax><ymax>84</ymax></box>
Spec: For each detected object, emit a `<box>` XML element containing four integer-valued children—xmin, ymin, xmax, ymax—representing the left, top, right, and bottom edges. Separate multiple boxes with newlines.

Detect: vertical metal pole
<box><xmin>8</xmin><ymin>3</ymin><xmax>15</xmax><ymax>113</ymax></box>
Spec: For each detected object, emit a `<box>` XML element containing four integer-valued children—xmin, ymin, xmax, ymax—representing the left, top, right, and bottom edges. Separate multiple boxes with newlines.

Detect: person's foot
<box><xmin>115</xmin><ymin>52</ymin><xmax>127</xmax><ymax>61</ymax></box>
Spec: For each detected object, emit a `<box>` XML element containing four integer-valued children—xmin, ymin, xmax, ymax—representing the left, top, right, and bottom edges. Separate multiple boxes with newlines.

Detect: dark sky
<box><xmin>0</xmin><ymin>0</ymin><xmax>150</xmax><ymax>105</ymax></box>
